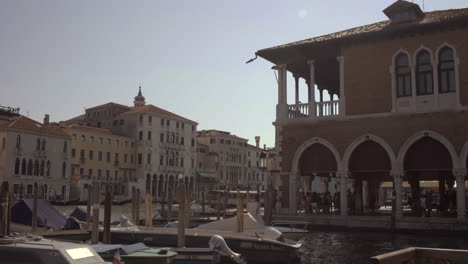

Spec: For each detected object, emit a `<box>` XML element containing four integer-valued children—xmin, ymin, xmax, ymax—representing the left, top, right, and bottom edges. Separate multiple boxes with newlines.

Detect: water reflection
<box><xmin>298</xmin><ymin>230</ymin><xmax>468</xmax><ymax>264</ymax></box>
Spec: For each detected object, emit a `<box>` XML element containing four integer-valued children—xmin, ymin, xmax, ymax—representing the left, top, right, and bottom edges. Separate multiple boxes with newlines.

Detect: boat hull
<box><xmin>109</xmin><ymin>228</ymin><xmax>300</xmax><ymax>264</ymax></box>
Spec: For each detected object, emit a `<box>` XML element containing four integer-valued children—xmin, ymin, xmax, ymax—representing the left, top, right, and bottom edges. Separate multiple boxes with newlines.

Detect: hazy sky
<box><xmin>1</xmin><ymin>0</ymin><xmax>467</xmax><ymax>147</ymax></box>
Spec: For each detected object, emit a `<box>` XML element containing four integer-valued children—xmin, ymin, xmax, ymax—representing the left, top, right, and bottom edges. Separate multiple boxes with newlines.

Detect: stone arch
<box><xmin>460</xmin><ymin>141</ymin><xmax>468</xmax><ymax>170</ymax></box>
<box><xmin>391</xmin><ymin>48</ymin><xmax>413</xmax><ymax>69</ymax></box>
<box><xmin>343</xmin><ymin>134</ymin><xmax>396</xmax><ymax>172</ymax></box>
<box><xmin>435</xmin><ymin>42</ymin><xmax>459</xmax><ymax>63</ymax></box>
<box><xmin>291</xmin><ymin>137</ymin><xmax>342</xmax><ymax>174</ymax></box>
<box><xmin>397</xmin><ymin>130</ymin><xmax>459</xmax><ymax>170</ymax></box>
<box><xmin>413</xmin><ymin>45</ymin><xmax>434</xmax><ymax>64</ymax></box>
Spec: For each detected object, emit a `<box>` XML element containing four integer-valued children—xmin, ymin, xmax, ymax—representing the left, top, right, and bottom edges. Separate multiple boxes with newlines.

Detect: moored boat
<box><xmin>91</xmin><ymin>243</ymin><xmax>177</xmax><ymax>264</ymax></box>
<box><xmin>0</xmin><ymin>235</ymin><xmax>107</xmax><ymax>264</ymax></box>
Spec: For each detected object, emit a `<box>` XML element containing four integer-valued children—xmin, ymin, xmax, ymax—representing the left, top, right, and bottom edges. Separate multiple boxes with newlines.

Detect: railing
<box><xmin>316</xmin><ymin>100</ymin><xmax>339</xmax><ymax>117</ymax></box>
<box><xmin>288</xmin><ymin>103</ymin><xmax>309</xmax><ymax>119</ymax></box>
<box><xmin>371</xmin><ymin>247</ymin><xmax>468</xmax><ymax>264</ymax></box>
<box><xmin>287</xmin><ymin>100</ymin><xmax>340</xmax><ymax>120</ymax></box>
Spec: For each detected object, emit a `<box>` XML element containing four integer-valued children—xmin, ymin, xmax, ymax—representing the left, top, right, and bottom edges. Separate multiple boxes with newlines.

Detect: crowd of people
<box><xmin>299</xmin><ymin>191</ymin><xmax>340</xmax><ymax>215</ymax></box>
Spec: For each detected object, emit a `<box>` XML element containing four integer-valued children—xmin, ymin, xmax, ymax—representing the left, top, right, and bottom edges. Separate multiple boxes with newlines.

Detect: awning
<box><xmin>197</xmin><ymin>172</ymin><xmax>218</xmax><ymax>184</ymax></box>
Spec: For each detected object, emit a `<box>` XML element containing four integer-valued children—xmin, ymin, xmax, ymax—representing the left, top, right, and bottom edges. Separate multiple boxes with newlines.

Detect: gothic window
<box><xmin>40</xmin><ymin>160</ymin><xmax>45</xmax><ymax>176</ymax></box>
<box><xmin>14</xmin><ymin>158</ymin><xmax>20</xmax><ymax>174</ymax></box>
<box><xmin>46</xmin><ymin>161</ymin><xmax>51</xmax><ymax>177</ymax></box>
<box><xmin>62</xmin><ymin>162</ymin><xmax>67</xmax><ymax>178</ymax></box>
<box><xmin>63</xmin><ymin>141</ymin><xmax>68</xmax><ymax>153</ymax></box>
<box><xmin>36</xmin><ymin>138</ymin><xmax>41</xmax><ymax>150</ymax></box>
<box><xmin>41</xmin><ymin>139</ymin><xmax>46</xmax><ymax>151</ymax></box>
<box><xmin>416</xmin><ymin>50</ymin><xmax>433</xmax><ymax>95</ymax></box>
<box><xmin>33</xmin><ymin>160</ymin><xmax>39</xmax><ymax>176</ymax></box>
<box><xmin>16</xmin><ymin>135</ymin><xmax>21</xmax><ymax>148</ymax></box>
<box><xmin>438</xmin><ymin>47</ymin><xmax>456</xmax><ymax>93</ymax></box>
<box><xmin>395</xmin><ymin>53</ymin><xmax>411</xmax><ymax>97</ymax></box>
<box><xmin>21</xmin><ymin>159</ymin><xmax>26</xmax><ymax>175</ymax></box>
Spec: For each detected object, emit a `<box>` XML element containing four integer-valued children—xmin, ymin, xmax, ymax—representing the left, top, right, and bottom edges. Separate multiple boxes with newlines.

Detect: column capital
<box><xmin>307</xmin><ymin>60</ymin><xmax>315</xmax><ymax>65</ymax></box>
<box><xmin>391</xmin><ymin>169</ymin><xmax>404</xmax><ymax>180</ymax></box>
<box><xmin>337</xmin><ymin>56</ymin><xmax>344</xmax><ymax>63</ymax></box>
<box><xmin>336</xmin><ymin>170</ymin><xmax>350</xmax><ymax>178</ymax></box>
<box><xmin>452</xmin><ymin>168</ymin><xmax>466</xmax><ymax>180</ymax></box>
<box><xmin>272</xmin><ymin>64</ymin><xmax>287</xmax><ymax>70</ymax></box>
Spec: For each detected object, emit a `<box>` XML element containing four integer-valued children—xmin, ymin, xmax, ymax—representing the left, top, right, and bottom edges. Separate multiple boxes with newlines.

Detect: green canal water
<box><xmin>298</xmin><ymin>229</ymin><xmax>468</xmax><ymax>264</ymax></box>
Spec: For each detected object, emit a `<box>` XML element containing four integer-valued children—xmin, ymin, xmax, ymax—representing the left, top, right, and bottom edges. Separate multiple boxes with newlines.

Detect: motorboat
<box><xmin>271</xmin><ymin>220</ymin><xmax>310</xmax><ymax>241</ymax></box>
<box><xmin>0</xmin><ymin>235</ymin><xmax>107</xmax><ymax>264</ymax></box>
<box><xmin>91</xmin><ymin>242</ymin><xmax>177</xmax><ymax>264</ymax></box>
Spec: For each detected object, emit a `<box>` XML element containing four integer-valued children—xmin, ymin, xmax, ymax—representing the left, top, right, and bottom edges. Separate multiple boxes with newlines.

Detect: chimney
<box><xmin>43</xmin><ymin>114</ymin><xmax>50</xmax><ymax>125</ymax></box>
<box><xmin>263</xmin><ymin>144</ymin><xmax>266</xmax><ymax>150</ymax></box>
<box><xmin>255</xmin><ymin>136</ymin><xmax>260</xmax><ymax>148</ymax></box>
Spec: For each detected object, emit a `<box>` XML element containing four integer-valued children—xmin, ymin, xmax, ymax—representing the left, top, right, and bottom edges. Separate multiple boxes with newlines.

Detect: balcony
<box><xmin>287</xmin><ymin>100</ymin><xmax>340</xmax><ymax>120</ymax></box>
<box><xmin>34</xmin><ymin>150</ymin><xmax>47</xmax><ymax>158</ymax></box>
<box><xmin>79</xmin><ymin>157</ymin><xmax>86</xmax><ymax>164</ymax></box>
<box><xmin>15</xmin><ymin>147</ymin><xmax>22</xmax><ymax>155</ymax></box>
<box><xmin>114</xmin><ymin>160</ymin><xmax>120</xmax><ymax>166</ymax></box>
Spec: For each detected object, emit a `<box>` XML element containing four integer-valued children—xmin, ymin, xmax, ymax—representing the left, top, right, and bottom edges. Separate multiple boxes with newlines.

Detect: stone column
<box><xmin>289</xmin><ymin>171</ymin><xmax>298</xmax><ymax>215</ymax></box>
<box><xmin>391</xmin><ymin>170</ymin><xmax>404</xmax><ymax>219</ymax></box>
<box><xmin>337</xmin><ymin>56</ymin><xmax>345</xmax><ymax>116</ymax></box>
<box><xmin>275</xmin><ymin>65</ymin><xmax>288</xmax><ymax>122</ymax></box>
<box><xmin>338</xmin><ymin>171</ymin><xmax>348</xmax><ymax>216</ymax></box>
<box><xmin>453</xmin><ymin>169</ymin><xmax>466</xmax><ymax>220</ymax></box>
<box><xmin>307</xmin><ymin>60</ymin><xmax>316</xmax><ymax>117</ymax></box>
<box><xmin>294</xmin><ymin>76</ymin><xmax>300</xmax><ymax>104</ymax></box>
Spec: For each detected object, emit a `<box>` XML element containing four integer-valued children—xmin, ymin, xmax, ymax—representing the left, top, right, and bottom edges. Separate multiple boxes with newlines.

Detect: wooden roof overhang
<box><xmin>256</xmin><ymin>11</ymin><xmax>468</xmax><ymax>94</ymax></box>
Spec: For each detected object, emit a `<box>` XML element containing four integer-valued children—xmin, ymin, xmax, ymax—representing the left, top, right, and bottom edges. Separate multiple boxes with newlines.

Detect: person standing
<box><xmin>426</xmin><ymin>190</ymin><xmax>433</xmax><ymax>217</ymax></box>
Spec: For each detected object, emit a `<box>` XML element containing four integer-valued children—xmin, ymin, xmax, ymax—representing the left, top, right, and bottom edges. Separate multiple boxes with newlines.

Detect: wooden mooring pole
<box><xmin>0</xmin><ymin>182</ymin><xmax>9</xmax><ymax>236</ymax></box>
<box><xmin>185</xmin><ymin>187</ymin><xmax>191</xmax><ymax>228</ymax></box>
<box><xmin>223</xmin><ymin>189</ymin><xmax>228</xmax><ymax>219</ymax></box>
<box><xmin>103</xmin><ymin>192</ymin><xmax>111</xmax><ymax>244</ymax></box>
<box><xmin>91</xmin><ymin>183</ymin><xmax>100</xmax><ymax>244</ymax></box>
<box><xmin>177</xmin><ymin>182</ymin><xmax>186</xmax><ymax>247</ymax></box>
<box><xmin>236</xmin><ymin>193</ymin><xmax>244</xmax><ymax>233</ymax></box>
<box><xmin>135</xmin><ymin>188</ymin><xmax>140</xmax><ymax>225</ymax></box>
<box><xmin>145</xmin><ymin>192</ymin><xmax>152</xmax><ymax>227</ymax></box>
<box><xmin>216</xmin><ymin>193</ymin><xmax>221</xmax><ymax>220</ymax></box>
<box><xmin>86</xmin><ymin>185</ymin><xmax>92</xmax><ymax>226</ymax></box>
<box><xmin>167</xmin><ymin>188</ymin><xmax>172</xmax><ymax>224</ymax></box>
<box><xmin>32</xmin><ymin>182</ymin><xmax>38</xmax><ymax>232</ymax></box>
<box><xmin>201</xmin><ymin>190</ymin><xmax>205</xmax><ymax>214</ymax></box>
<box><xmin>131</xmin><ymin>186</ymin><xmax>136</xmax><ymax>224</ymax></box>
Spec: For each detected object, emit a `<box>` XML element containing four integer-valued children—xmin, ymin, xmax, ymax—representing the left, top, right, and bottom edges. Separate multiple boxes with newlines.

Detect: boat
<box><xmin>271</xmin><ymin>220</ymin><xmax>310</xmax><ymax>241</ymax></box>
<box><xmin>91</xmin><ymin>242</ymin><xmax>177</xmax><ymax>264</ymax></box>
<box><xmin>10</xmin><ymin>199</ymin><xmax>68</xmax><ymax>233</ymax></box>
<box><xmin>0</xmin><ymin>234</ymin><xmax>107</xmax><ymax>264</ymax></box>
<box><xmin>194</xmin><ymin>201</ymin><xmax>309</xmax><ymax>241</ymax></box>
<box><xmin>106</xmin><ymin>225</ymin><xmax>300</xmax><ymax>264</ymax></box>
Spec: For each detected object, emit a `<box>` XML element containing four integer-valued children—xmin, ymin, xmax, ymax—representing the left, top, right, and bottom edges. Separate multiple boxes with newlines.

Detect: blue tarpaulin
<box><xmin>11</xmin><ymin>199</ymin><xmax>67</xmax><ymax>229</ymax></box>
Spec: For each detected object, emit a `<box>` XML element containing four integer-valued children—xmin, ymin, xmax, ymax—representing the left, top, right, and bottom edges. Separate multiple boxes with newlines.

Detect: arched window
<box><xmin>416</xmin><ymin>50</ymin><xmax>433</xmax><ymax>95</ymax></box>
<box><xmin>14</xmin><ymin>158</ymin><xmax>20</xmax><ymax>174</ymax></box>
<box><xmin>62</xmin><ymin>162</ymin><xmax>67</xmax><ymax>178</ymax></box>
<box><xmin>40</xmin><ymin>160</ymin><xmax>45</xmax><ymax>176</ymax></box>
<box><xmin>16</xmin><ymin>135</ymin><xmax>21</xmax><ymax>148</ymax></box>
<box><xmin>27</xmin><ymin>159</ymin><xmax>33</xmax><ymax>175</ymax></box>
<box><xmin>34</xmin><ymin>160</ymin><xmax>39</xmax><ymax>176</ymax></box>
<box><xmin>21</xmin><ymin>159</ymin><xmax>26</xmax><ymax>175</ymax></box>
<box><xmin>36</xmin><ymin>138</ymin><xmax>41</xmax><ymax>151</ymax></box>
<box><xmin>41</xmin><ymin>139</ymin><xmax>46</xmax><ymax>151</ymax></box>
<box><xmin>63</xmin><ymin>141</ymin><xmax>68</xmax><ymax>153</ymax></box>
<box><xmin>438</xmin><ymin>47</ymin><xmax>456</xmax><ymax>93</ymax></box>
<box><xmin>396</xmin><ymin>53</ymin><xmax>412</xmax><ymax>97</ymax></box>
<box><xmin>46</xmin><ymin>161</ymin><xmax>51</xmax><ymax>177</ymax></box>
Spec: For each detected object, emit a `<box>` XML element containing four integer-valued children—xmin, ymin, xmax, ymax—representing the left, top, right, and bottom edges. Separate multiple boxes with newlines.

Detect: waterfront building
<box><xmin>256</xmin><ymin>0</ymin><xmax>468</xmax><ymax>218</ymax></box>
<box><xmin>0</xmin><ymin>106</ymin><xmax>71</xmax><ymax>200</ymax></box>
<box><xmin>197</xmin><ymin>130</ymin><xmax>266</xmax><ymax>191</ymax></box>
<box><xmin>65</xmin><ymin>124</ymin><xmax>136</xmax><ymax>201</ymax></box>
<box><xmin>64</xmin><ymin>87</ymin><xmax>198</xmax><ymax>200</ymax></box>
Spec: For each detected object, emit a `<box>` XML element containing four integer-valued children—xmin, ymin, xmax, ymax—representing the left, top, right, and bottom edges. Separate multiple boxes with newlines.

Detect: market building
<box><xmin>256</xmin><ymin>0</ymin><xmax>468</xmax><ymax>219</ymax></box>
<box><xmin>0</xmin><ymin>106</ymin><xmax>71</xmax><ymax>201</ymax></box>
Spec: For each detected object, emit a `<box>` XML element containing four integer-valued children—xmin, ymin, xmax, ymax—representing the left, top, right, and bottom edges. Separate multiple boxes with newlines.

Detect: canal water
<box><xmin>298</xmin><ymin>229</ymin><xmax>468</xmax><ymax>264</ymax></box>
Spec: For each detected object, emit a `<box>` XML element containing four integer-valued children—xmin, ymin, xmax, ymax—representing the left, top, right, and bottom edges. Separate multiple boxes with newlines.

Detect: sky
<box><xmin>1</xmin><ymin>0</ymin><xmax>467</xmax><ymax>147</ymax></box>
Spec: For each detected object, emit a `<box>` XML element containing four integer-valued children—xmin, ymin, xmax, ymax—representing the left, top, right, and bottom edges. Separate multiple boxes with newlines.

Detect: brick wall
<box><xmin>342</xmin><ymin>26</ymin><xmax>468</xmax><ymax>115</ymax></box>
